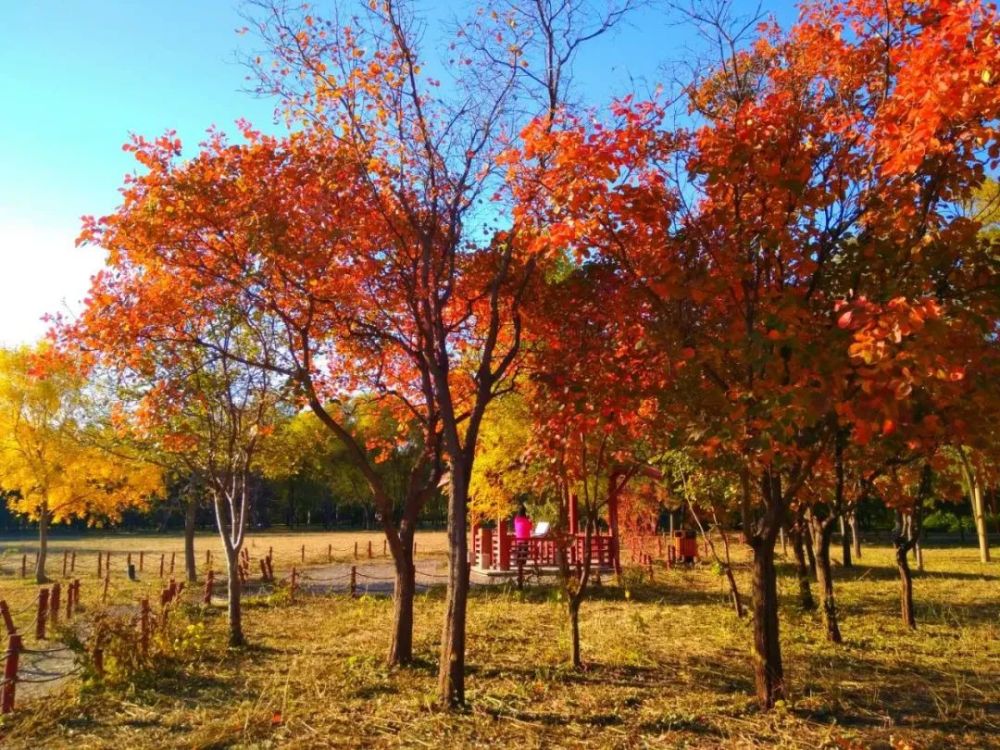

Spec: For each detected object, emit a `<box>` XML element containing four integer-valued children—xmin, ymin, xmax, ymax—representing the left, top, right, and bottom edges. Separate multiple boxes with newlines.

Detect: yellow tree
<box><xmin>469</xmin><ymin>393</ymin><xmax>537</xmax><ymax>525</ymax></box>
<box><xmin>0</xmin><ymin>345</ymin><xmax>162</xmax><ymax>582</ymax></box>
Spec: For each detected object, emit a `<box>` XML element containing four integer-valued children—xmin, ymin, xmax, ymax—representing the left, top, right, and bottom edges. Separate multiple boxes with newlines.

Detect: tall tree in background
<box><xmin>69</xmin><ymin>130</ymin><xmax>444</xmax><ymax>666</ymax></box>
<box><xmin>0</xmin><ymin>345</ymin><xmax>162</xmax><ymax>582</ymax></box>
<box><xmin>245</xmin><ymin>0</ymin><xmax>638</xmax><ymax>703</ymax></box>
<box><xmin>68</xmin><ymin>304</ymin><xmax>288</xmax><ymax>646</ymax></box>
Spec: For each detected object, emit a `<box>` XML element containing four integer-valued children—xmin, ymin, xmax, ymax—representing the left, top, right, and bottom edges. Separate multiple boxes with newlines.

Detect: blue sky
<box><xmin>0</xmin><ymin>0</ymin><xmax>798</xmax><ymax>345</ymax></box>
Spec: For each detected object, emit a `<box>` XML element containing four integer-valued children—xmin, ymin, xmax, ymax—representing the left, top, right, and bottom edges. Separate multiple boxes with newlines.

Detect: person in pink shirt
<box><xmin>513</xmin><ymin>503</ymin><xmax>532</xmax><ymax>567</ymax></box>
<box><xmin>513</xmin><ymin>503</ymin><xmax>532</xmax><ymax>540</ymax></box>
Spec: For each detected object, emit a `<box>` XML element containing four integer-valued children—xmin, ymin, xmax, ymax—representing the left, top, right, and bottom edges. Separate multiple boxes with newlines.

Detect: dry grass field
<box><xmin>0</xmin><ymin>531</ymin><xmax>996</xmax><ymax>749</ymax></box>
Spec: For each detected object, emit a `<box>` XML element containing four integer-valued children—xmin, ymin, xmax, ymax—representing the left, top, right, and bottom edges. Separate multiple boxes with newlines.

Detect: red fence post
<box><xmin>70</xmin><ymin>551</ymin><xmax>76</xmax><ymax>574</ymax></box>
<box><xmin>102</xmin><ymin>574</ymin><xmax>110</xmax><ymax>604</ymax></box>
<box><xmin>354</xmin><ymin>542</ymin><xmax>358</xmax><ymax>560</ymax></box>
<box><xmin>50</xmin><ymin>583</ymin><xmax>60</xmax><ymax>627</ymax></box>
<box><xmin>367</xmin><ymin>541</ymin><xmax>373</xmax><ymax>559</ymax></box>
<box><xmin>259</xmin><ymin>559</ymin><xmax>269</xmax><ymax>582</ymax></box>
<box><xmin>301</xmin><ymin>544</ymin><xmax>305</xmax><ymax>563</ymax></box>
<box><xmin>106</xmin><ymin>551</ymin><xmax>111</xmax><ymax>575</ymax></box>
<box><xmin>1</xmin><ymin>633</ymin><xmax>22</xmax><ymax>714</ymax></box>
<box><xmin>139</xmin><ymin>598</ymin><xmax>150</xmax><ymax>657</ymax></box>
<box><xmin>205</xmin><ymin>549</ymin><xmax>211</xmax><ymax>568</ymax></box>
<box><xmin>383</xmin><ymin>540</ymin><xmax>387</xmax><ymax>557</ymax></box>
<box><xmin>20</xmin><ymin>554</ymin><xmax>26</xmax><ymax>579</ymax></box>
<box><xmin>290</xmin><ymin>566</ymin><xmax>297</xmax><ymax>602</ymax></box>
<box><xmin>97</xmin><ymin>552</ymin><xmax>102</xmax><ymax>579</ymax></box>
<box><xmin>159</xmin><ymin>554</ymin><xmax>165</xmax><ymax>578</ymax></box>
<box><xmin>62</xmin><ymin>550</ymin><xmax>68</xmax><ymax>578</ymax></box>
<box><xmin>0</xmin><ymin>602</ymin><xmax>15</xmax><ymax>635</ymax></box>
<box><xmin>350</xmin><ymin>566</ymin><xmax>357</xmax><ymax>597</ymax></box>
<box><xmin>170</xmin><ymin>552</ymin><xmax>175</xmax><ymax>575</ymax></box>
<box><xmin>203</xmin><ymin>570</ymin><xmax>214</xmax><ymax>605</ymax></box>
<box><xmin>36</xmin><ymin>589</ymin><xmax>49</xmax><ymax>640</ymax></box>
<box><xmin>139</xmin><ymin>551</ymin><xmax>144</xmax><ymax>572</ymax></box>
<box><xmin>127</xmin><ymin>552</ymin><xmax>132</xmax><ymax>571</ymax></box>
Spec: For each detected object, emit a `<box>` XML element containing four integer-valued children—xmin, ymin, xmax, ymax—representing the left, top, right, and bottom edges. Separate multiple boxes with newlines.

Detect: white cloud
<box><xmin>0</xmin><ymin>215</ymin><xmax>106</xmax><ymax>347</ymax></box>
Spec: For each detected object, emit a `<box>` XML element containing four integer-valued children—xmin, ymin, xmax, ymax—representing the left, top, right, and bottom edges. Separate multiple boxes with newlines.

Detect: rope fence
<box><xmin>0</xmin><ymin>535</ymin><xmax>408</xmax><ymax>585</ymax></box>
<box><xmin>0</xmin><ymin>534</ymin><xmax>609</xmax><ymax>717</ymax></box>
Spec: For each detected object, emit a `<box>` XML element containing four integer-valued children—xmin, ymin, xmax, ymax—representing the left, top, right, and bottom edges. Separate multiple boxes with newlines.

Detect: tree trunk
<box><xmin>789</xmin><ymin>524</ymin><xmax>815</xmax><ymax>610</ymax></box>
<box><xmin>894</xmin><ymin>537</ymin><xmax>916</xmax><ymax>629</ymax></box>
<box><xmin>225</xmin><ymin>546</ymin><xmax>245</xmax><ymax>646</ymax></box>
<box><xmin>971</xmin><ymin>478</ymin><xmax>990</xmax><ymax>564</ymax></box>
<box><xmin>438</xmin><ymin>478</ymin><xmax>470</xmax><ymax>707</ymax></box>
<box><xmin>849</xmin><ymin>513</ymin><xmax>861</xmax><ymax>560</ymax></box>
<box><xmin>569</xmin><ymin>598</ymin><xmax>582</xmax><ymax>669</ymax></box>
<box><xmin>839</xmin><ymin>515</ymin><xmax>852</xmax><ymax>568</ymax></box>
<box><xmin>750</xmin><ymin>533</ymin><xmax>785</xmax><ymax>708</ymax></box>
<box><xmin>810</xmin><ymin>516</ymin><xmax>842</xmax><ymax>643</ymax></box>
<box><xmin>388</xmin><ymin>532</ymin><xmax>416</xmax><ymax>666</ymax></box>
<box><xmin>958</xmin><ymin>449</ymin><xmax>990</xmax><ymax>564</ymax></box>
<box><xmin>184</xmin><ymin>500</ymin><xmax>198</xmax><ymax>583</ymax></box>
<box><xmin>35</xmin><ymin>506</ymin><xmax>50</xmax><ymax>584</ymax></box>
<box><xmin>803</xmin><ymin>525</ymin><xmax>817</xmax><ymax>577</ymax></box>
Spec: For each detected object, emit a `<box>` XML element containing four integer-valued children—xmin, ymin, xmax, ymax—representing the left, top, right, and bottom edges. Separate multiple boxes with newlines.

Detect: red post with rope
<box><xmin>105</xmin><ymin>551</ymin><xmax>111</xmax><ymax>575</ymax></box>
<box><xmin>1</xmin><ymin>633</ymin><xmax>22</xmax><ymax>714</ymax></box>
<box><xmin>160</xmin><ymin>554</ymin><xmax>165</xmax><ymax>578</ymax></box>
<box><xmin>290</xmin><ymin>566</ymin><xmax>297</xmax><ymax>602</ymax></box>
<box><xmin>0</xmin><ymin>602</ymin><xmax>15</xmax><ymax>636</ymax></box>
<box><xmin>50</xmin><ymin>582</ymin><xmax>60</xmax><ymax>627</ymax></box>
<box><xmin>350</xmin><ymin>566</ymin><xmax>357</xmax><ymax>597</ymax></box>
<box><xmin>97</xmin><ymin>552</ymin><xmax>102</xmax><ymax>579</ymax></box>
<box><xmin>36</xmin><ymin>589</ymin><xmax>49</xmax><ymax>640</ymax></box>
<box><xmin>170</xmin><ymin>552</ymin><xmax>175</xmax><ymax>575</ymax></box>
<box><xmin>71</xmin><ymin>551</ymin><xmax>76</xmax><ymax>574</ymax></box>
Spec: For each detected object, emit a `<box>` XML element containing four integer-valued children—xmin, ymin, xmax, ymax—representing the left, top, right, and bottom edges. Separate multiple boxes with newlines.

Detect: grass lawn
<box><xmin>0</xmin><ymin>533</ymin><xmax>996</xmax><ymax>749</ymax></box>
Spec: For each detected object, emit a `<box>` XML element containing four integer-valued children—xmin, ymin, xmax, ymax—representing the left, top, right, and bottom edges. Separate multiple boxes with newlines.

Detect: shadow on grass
<box><xmin>784</xmin><ymin>638</ymin><xmax>1000</xmax><ymax>737</ymax></box>
<box><xmin>470</xmin><ymin>579</ymin><xmax>731</xmax><ymax>608</ymax></box>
